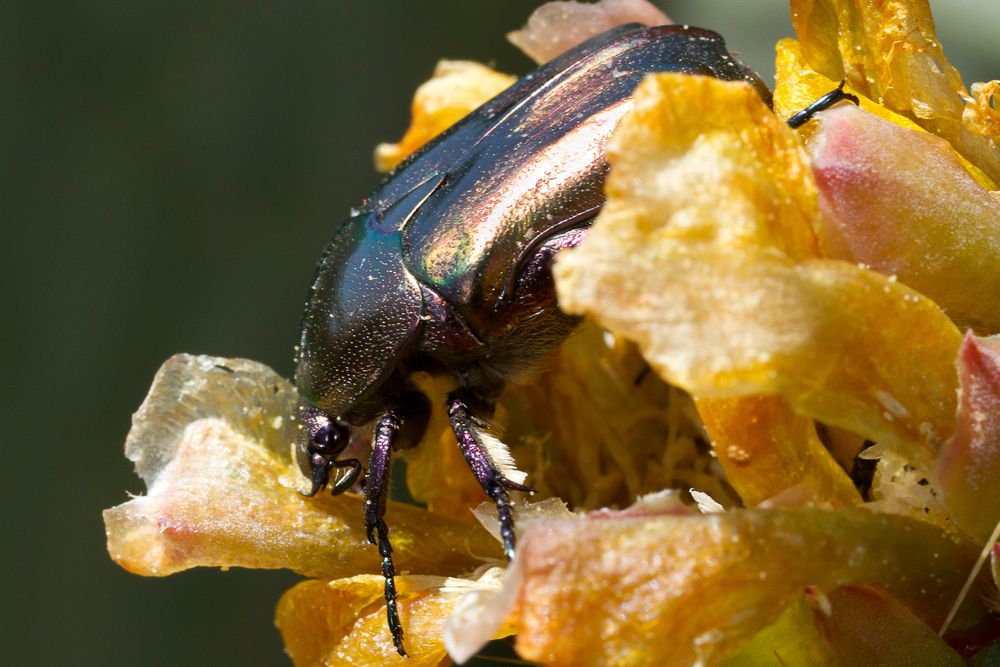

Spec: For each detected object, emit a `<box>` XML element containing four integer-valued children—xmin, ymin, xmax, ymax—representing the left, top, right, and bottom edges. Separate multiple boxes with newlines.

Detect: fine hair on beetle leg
<box><xmin>447</xmin><ymin>389</ymin><xmax>534</xmax><ymax>561</ymax></box>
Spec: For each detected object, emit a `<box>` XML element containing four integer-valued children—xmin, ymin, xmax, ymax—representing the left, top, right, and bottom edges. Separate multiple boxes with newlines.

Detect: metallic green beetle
<box><xmin>295</xmin><ymin>24</ymin><xmax>771</xmax><ymax>656</ymax></box>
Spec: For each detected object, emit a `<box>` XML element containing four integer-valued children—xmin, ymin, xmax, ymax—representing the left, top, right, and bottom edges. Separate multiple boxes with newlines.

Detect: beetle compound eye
<box><xmin>312</xmin><ymin>423</ymin><xmax>332</xmax><ymax>447</ymax></box>
<box><xmin>310</xmin><ymin>420</ymin><xmax>349</xmax><ymax>453</ymax></box>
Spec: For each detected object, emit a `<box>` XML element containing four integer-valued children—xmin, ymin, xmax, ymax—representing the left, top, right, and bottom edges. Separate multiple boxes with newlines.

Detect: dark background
<box><xmin>2</xmin><ymin>1</ymin><xmax>995</xmax><ymax>665</ymax></box>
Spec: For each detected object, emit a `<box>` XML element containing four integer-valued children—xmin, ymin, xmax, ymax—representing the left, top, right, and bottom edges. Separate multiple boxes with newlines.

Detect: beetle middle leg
<box><xmin>447</xmin><ymin>389</ymin><xmax>532</xmax><ymax>560</ymax></box>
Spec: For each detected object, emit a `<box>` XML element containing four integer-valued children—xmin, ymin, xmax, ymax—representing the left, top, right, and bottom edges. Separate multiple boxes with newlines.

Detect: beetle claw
<box><xmin>301</xmin><ymin>459</ymin><xmax>331</xmax><ymax>497</ymax></box>
<box><xmin>501</xmin><ymin>478</ymin><xmax>537</xmax><ymax>495</ymax></box>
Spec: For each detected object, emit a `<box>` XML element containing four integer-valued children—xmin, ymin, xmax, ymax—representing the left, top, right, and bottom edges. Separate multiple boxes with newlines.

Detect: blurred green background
<box><xmin>2</xmin><ymin>1</ymin><xmax>995</xmax><ymax>664</ymax></box>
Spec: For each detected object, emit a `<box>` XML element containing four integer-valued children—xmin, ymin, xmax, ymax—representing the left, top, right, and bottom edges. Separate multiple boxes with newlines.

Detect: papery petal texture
<box><xmin>103</xmin><ymin>355</ymin><xmax>501</xmax><ymax>578</ymax></box>
<box><xmin>789</xmin><ymin>0</ymin><xmax>1000</xmax><ymax>184</ymax></box>
<box><xmin>509</xmin><ymin>508</ymin><xmax>992</xmax><ymax>666</ymax></box>
<box><xmin>507</xmin><ymin>0</ymin><xmax>670</xmax><ymax>65</ymax></box>
<box><xmin>277</xmin><ymin>570</ymin><xmax>514</xmax><ymax>667</ymax></box>
<box><xmin>554</xmin><ymin>73</ymin><xmax>962</xmax><ymax>467</ymax></box>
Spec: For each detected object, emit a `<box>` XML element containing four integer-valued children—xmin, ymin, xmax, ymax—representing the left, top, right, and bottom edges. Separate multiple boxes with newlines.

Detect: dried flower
<box><xmin>105</xmin><ymin>0</ymin><xmax>1000</xmax><ymax>664</ymax></box>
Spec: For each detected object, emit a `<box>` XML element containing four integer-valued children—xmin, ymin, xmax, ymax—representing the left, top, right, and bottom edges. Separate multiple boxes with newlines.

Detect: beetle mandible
<box><xmin>293</xmin><ymin>23</ymin><xmax>852</xmax><ymax>656</ymax></box>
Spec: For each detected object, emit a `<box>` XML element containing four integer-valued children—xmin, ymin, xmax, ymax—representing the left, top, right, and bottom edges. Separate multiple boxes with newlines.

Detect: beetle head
<box><xmin>296</xmin><ymin>399</ymin><xmax>352</xmax><ymax>496</ymax></box>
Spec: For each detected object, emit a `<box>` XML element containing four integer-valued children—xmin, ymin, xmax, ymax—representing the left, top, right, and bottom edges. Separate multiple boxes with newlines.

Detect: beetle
<box><xmin>293</xmin><ymin>23</ymin><xmax>853</xmax><ymax>656</ymax></box>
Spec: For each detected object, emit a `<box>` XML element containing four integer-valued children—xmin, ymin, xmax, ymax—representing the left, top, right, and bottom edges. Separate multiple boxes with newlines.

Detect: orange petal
<box><xmin>789</xmin><ymin>0</ymin><xmax>1000</xmax><ymax>184</ymax></box>
<box><xmin>510</xmin><ymin>508</ymin><xmax>993</xmax><ymax>665</ymax></box>
<box><xmin>507</xmin><ymin>0</ymin><xmax>670</xmax><ymax>65</ymax></box>
<box><xmin>696</xmin><ymin>396</ymin><xmax>860</xmax><ymax>506</ymax></box>
<box><xmin>373</xmin><ymin>60</ymin><xmax>515</xmax><ymax>172</ymax></box>
<box><xmin>773</xmin><ymin>37</ymin><xmax>996</xmax><ymax>190</ymax></box>
<box><xmin>554</xmin><ymin>73</ymin><xmax>962</xmax><ymax>467</ymax></box>
<box><xmin>933</xmin><ymin>333</ymin><xmax>1000</xmax><ymax>540</ymax></box>
<box><xmin>276</xmin><ymin>569</ymin><xmax>515</xmax><ymax>667</ymax></box>
<box><xmin>103</xmin><ymin>355</ymin><xmax>501</xmax><ymax>578</ymax></box>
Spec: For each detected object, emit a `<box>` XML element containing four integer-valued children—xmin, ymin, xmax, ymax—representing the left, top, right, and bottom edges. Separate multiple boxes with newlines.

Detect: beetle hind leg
<box><xmin>447</xmin><ymin>389</ymin><xmax>532</xmax><ymax>560</ymax></box>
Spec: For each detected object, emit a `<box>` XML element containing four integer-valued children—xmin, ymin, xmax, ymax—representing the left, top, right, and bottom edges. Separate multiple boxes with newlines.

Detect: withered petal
<box><xmin>510</xmin><ymin>508</ymin><xmax>994</xmax><ymax>666</ymax></box>
<box><xmin>507</xmin><ymin>0</ymin><xmax>670</xmax><ymax>65</ymax></box>
<box><xmin>277</xmin><ymin>570</ymin><xmax>515</xmax><ymax>667</ymax></box>
<box><xmin>789</xmin><ymin>0</ymin><xmax>1000</xmax><ymax>184</ymax></box>
<box><xmin>103</xmin><ymin>355</ymin><xmax>501</xmax><ymax>579</ymax></box>
<box><xmin>554</xmin><ymin>73</ymin><xmax>962</xmax><ymax>470</ymax></box>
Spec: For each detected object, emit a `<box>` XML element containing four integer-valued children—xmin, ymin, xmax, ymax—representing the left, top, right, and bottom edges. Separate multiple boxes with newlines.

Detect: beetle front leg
<box><xmin>447</xmin><ymin>390</ymin><xmax>531</xmax><ymax>561</ymax></box>
<box><xmin>364</xmin><ymin>411</ymin><xmax>407</xmax><ymax>657</ymax></box>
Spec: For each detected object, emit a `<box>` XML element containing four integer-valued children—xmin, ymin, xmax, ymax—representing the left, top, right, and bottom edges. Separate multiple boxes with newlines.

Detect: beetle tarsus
<box><xmin>365</xmin><ymin>411</ymin><xmax>407</xmax><ymax>656</ymax></box>
<box><xmin>375</xmin><ymin>517</ymin><xmax>407</xmax><ymax>657</ymax></box>
<box><xmin>489</xmin><ymin>481</ymin><xmax>518</xmax><ymax>560</ymax></box>
<box><xmin>786</xmin><ymin>80</ymin><xmax>860</xmax><ymax>129</ymax></box>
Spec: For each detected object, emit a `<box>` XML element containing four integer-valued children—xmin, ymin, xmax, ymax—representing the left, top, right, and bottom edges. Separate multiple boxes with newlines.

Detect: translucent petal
<box><xmin>509</xmin><ymin>508</ymin><xmax>992</xmax><ymax>665</ymax></box>
<box><xmin>965</xmin><ymin>81</ymin><xmax>1000</xmax><ymax>140</ymax></box>
<box><xmin>695</xmin><ymin>396</ymin><xmax>859</xmax><ymax>506</ymax></box>
<box><xmin>276</xmin><ymin>569</ymin><xmax>514</xmax><ymax>667</ymax></box>
<box><xmin>773</xmin><ymin>38</ymin><xmax>996</xmax><ymax>191</ymax></box>
<box><xmin>789</xmin><ymin>0</ymin><xmax>1000</xmax><ymax>185</ymax></box>
<box><xmin>554</xmin><ymin>73</ymin><xmax>962</xmax><ymax>468</ymax></box>
<box><xmin>103</xmin><ymin>355</ymin><xmax>501</xmax><ymax>578</ymax></box>
<box><xmin>507</xmin><ymin>0</ymin><xmax>670</xmax><ymax>65</ymax></box>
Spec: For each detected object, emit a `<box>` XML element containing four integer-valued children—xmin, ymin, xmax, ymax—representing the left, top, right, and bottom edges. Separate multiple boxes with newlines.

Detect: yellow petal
<box><xmin>373</xmin><ymin>60</ymin><xmax>515</xmax><ymax>172</ymax></box>
<box><xmin>789</xmin><ymin>0</ymin><xmax>1000</xmax><ymax>185</ymax></box>
<box><xmin>511</xmin><ymin>508</ymin><xmax>993</xmax><ymax>666</ymax></box>
<box><xmin>276</xmin><ymin>569</ymin><xmax>515</xmax><ymax>667</ymax></box>
<box><xmin>696</xmin><ymin>395</ymin><xmax>860</xmax><ymax>507</ymax></box>
<box><xmin>554</xmin><ymin>73</ymin><xmax>962</xmax><ymax>468</ymax></box>
<box><xmin>773</xmin><ymin>37</ymin><xmax>996</xmax><ymax>191</ymax></box>
<box><xmin>103</xmin><ymin>355</ymin><xmax>501</xmax><ymax>578</ymax></box>
<box><xmin>964</xmin><ymin>81</ymin><xmax>1000</xmax><ymax>140</ymax></box>
<box><xmin>721</xmin><ymin>586</ymin><xmax>964</xmax><ymax>666</ymax></box>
